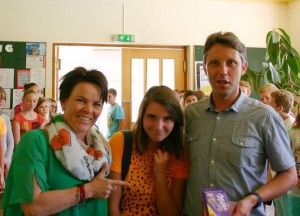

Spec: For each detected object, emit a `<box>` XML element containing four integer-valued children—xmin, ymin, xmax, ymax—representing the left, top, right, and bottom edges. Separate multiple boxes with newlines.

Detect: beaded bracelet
<box><xmin>76</xmin><ymin>185</ymin><xmax>85</xmax><ymax>205</ymax></box>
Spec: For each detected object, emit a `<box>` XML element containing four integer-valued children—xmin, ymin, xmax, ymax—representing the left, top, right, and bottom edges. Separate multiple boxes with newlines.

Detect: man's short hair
<box><xmin>203</xmin><ymin>31</ymin><xmax>247</xmax><ymax>65</ymax></box>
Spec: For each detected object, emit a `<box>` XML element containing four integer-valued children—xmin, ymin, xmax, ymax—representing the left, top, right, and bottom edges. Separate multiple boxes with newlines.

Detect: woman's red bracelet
<box><xmin>76</xmin><ymin>184</ymin><xmax>85</xmax><ymax>204</ymax></box>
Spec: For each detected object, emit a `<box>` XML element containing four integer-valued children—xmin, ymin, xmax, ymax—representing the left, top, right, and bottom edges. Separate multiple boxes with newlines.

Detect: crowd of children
<box><xmin>0</xmin><ymin>83</ymin><xmax>57</xmax><ymax>188</ymax></box>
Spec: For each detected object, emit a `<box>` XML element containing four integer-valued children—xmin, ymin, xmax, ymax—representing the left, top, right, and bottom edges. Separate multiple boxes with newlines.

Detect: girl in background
<box><xmin>48</xmin><ymin>98</ymin><xmax>58</xmax><ymax>116</ymax></box>
<box><xmin>35</xmin><ymin>97</ymin><xmax>50</xmax><ymax>124</ymax></box>
<box><xmin>14</xmin><ymin>83</ymin><xmax>39</xmax><ymax>115</ymax></box>
<box><xmin>12</xmin><ymin>90</ymin><xmax>45</xmax><ymax>146</ymax></box>
<box><xmin>0</xmin><ymin>87</ymin><xmax>14</xmax><ymax>179</ymax></box>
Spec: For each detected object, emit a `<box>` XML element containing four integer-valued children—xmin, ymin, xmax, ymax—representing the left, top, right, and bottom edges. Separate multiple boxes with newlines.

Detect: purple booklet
<box><xmin>203</xmin><ymin>188</ymin><xmax>232</xmax><ymax>216</ymax></box>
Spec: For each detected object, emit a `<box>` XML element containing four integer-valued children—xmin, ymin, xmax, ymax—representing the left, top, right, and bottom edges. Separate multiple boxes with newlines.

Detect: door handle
<box><xmin>122</xmin><ymin>100</ymin><xmax>132</xmax><ymax>104</ymax></box>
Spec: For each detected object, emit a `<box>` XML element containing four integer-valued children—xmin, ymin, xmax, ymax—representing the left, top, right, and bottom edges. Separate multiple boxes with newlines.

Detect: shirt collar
<box><xmin>206</xmin><ymin>89</ymin><xmax>246</xmax><ymax>112</ymax></box>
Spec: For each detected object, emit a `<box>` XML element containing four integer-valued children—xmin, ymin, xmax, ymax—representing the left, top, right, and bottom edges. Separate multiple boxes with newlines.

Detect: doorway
<box><xmin>52</xmin><ymin>44</ymin><xmax>187</xmax><ymax>137</ymax></box>
<box><xmin>122</xmin><ymin>48</ymin><xmax>185</xmax><ymax>129</ymax></box>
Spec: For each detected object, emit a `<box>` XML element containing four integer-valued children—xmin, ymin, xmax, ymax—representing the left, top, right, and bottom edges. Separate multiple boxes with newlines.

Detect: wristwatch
<box><xmin>249</xmin><ymin>192</ymin><xmax>262</xmax><ymax>208</ymax></box>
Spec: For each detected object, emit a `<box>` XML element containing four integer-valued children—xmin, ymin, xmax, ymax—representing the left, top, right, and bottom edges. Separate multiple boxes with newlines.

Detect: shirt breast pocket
<box><xmin>230</xmin><ymin>137</ymin><xmax>260</xmax><ymax>167</ymax></box>
<box><xmin>186</xmin><ymin>132</ymin><xmax>201</xmax><ymax>161</ymax></box>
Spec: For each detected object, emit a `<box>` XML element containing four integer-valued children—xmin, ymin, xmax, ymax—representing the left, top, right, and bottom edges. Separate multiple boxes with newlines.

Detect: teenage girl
<box><xmin>108</xmin><ymin>85</ymin><xmax>189</xmax><ymax>216</ymax></box>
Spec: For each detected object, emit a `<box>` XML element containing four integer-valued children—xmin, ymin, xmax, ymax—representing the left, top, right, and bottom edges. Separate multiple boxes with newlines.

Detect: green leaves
<box><xmin>246</xmin><ymin>28</ymin><xmax>300</xmax><ymax>95</ymax></box>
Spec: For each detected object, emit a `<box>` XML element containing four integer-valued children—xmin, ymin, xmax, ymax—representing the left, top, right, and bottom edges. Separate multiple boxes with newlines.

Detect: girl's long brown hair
<box><xmin>133</xmin><ymin>85</ymin><xmax>184</xmax><ymax>159</ymax></box>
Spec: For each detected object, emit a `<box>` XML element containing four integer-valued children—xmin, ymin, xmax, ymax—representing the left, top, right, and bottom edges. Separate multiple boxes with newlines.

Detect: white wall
<box><xmin>288</xmin><ymin>1</ymin><xmax>300</xmax><ymax>52</ymax></box>
<box><xmin>0</xmin><ymin>0</ymin><xmax>292</xmax><ymax>94</ymax></box>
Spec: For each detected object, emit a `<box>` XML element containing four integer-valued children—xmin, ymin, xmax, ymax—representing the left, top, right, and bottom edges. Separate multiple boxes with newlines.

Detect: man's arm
<box><xmin>233</xmin><ymin>166</ymin><xmax>297</xmax><ymax>215</ymax></box>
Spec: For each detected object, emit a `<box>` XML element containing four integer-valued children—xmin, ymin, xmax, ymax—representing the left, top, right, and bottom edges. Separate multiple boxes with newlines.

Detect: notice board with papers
<box><xmin>0</xmin><ymin>41</ymin><xmax>46</xmax><ymax>118</ymax></box>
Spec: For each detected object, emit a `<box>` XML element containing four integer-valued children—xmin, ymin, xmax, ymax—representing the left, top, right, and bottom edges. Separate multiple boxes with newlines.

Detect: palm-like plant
<box><xmin>244</xmin><ymin>28</ymin><xmax>300</xmax><ymax>95</ymax></box>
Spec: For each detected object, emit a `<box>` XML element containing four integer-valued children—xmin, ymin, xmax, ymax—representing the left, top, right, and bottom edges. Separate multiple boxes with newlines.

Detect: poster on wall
<box><xmin>12</xmin><ymin>89</ymin><xmax>24</xmax><ymax>109</ymax></box>
<box><xmin>26</xmin><ymin>42</ymin><xmax>46</xmax><ymax>89</ymax></box>
<box><xmin>0</xmin><ymin>41</ymin><xmax>47</xmax><ymax>110</ymax></box>
<box><xmin>16</xmin><ymin>69</ymin><xmax>30</xmax><ymax>89</ymax></box>
<box><xmin>26</xmin><ymin>56</ymin><xmax>45</xmax><ymax>69</ymax></box>
<box><xmin>30</xmin><ymin>68</ymin><xmax>45</xmax><ymax>88</ymax></box>
<box><xmin>0</xmin><ymin>68</ymin><xmax>14</xmax><ymax>88</ymax></box>
<box><xmin>26</xmin><ymin>42</ymin><xmax>46</xmax><ymax>56</ymax></box>
<box><xmin>195</xmin><ymin>61</ymin><xmax>211</xmax><ymax>95</ymax></box>
<box><xmin>3</xmin><ymin>88</ymin><xmax>11</xmax><ymax>109</ymax></box>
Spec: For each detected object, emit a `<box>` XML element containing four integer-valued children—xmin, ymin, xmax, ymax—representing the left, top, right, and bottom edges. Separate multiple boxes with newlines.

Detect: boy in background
<box><xmin>269</xmin><ymin>89</ymin><xmax>295</xmax><ymax>129</ymax></box>
<box><xmin>268</xmin><ymin>89</ymin><xmax>295</xmax><ymax>216</ymax></box>
<box><xmin>107</xmin><ymin>88</ymin><xmax>125</xmax><ymax>140</ymax></box>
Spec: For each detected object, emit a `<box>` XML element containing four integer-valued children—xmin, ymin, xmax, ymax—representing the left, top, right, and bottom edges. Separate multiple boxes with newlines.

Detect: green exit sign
<box><xmin>113</xmin><ymin>34</ymin><xmax>135</xmax><ymax>42</ymax></box>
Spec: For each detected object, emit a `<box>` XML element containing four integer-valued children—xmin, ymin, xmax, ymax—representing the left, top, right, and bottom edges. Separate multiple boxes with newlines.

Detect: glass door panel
<box><xmin>162</xmin><ymin>59</ymin><xmax>175</xmax><ymax>89</ymax></box>
<box><xmin>147</xmin><ymin>59</ymin><xmax>159</xmax><ymax>90</ymax></box>
<box><xmin>131</xmin><ymin>58</ymin><xmax>144</xmax><ymax>123</ymax></box>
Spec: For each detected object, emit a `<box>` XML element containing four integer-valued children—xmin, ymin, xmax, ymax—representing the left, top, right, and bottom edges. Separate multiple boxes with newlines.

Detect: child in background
<box><xmin>183</xmin><ymin>90</ymin><xmax>198</xmax><ymax>107</ymax></box>
<box><xmin>48</xmin><ymin>98</ymin><xmax>57</xmax><ymax>116</ymax></box>
<box><xmin>106</xmin><ymin>88</ymin><xmax>125</xmax><ymax>140</ymax></box>
<box><xmin>178</xmin><ymin>90</ymin><xmax>187</xmax><ymax>108</ymax></box>
<box><xmin>14</xmin><ymin>83</ymin><xmax>39</xmax><ymax>115</ymax></box>
<box><xmin>12</xmin><ymin>90</ymin><xmax>45</xmax><ymax>146</ymax></box>
<box><xmin>178</xmin><ymin>90</ymin><xmax>186</xmax><ymax>101</ymax></box>
<box><xmin>269</xmin><ymin>89</ymin><xmax>295</xmax><ymax>129</ymax></box>
<box><xmin>0</xmin><ymin>115</ymin><xmax>6</xmax><ymax>192</ymax></box>
<box><xmin>34</xmin><ymin>97</ymin><xmax>50</xmax><ymax>124</ymax></box>
<box><xmin>268</xmin><ymin>89</ymin><xmax>295</xmax><ymax>216</ymax></box>
<box><xmin>239</xmin><ymin>80</ymin><xmax>251</xmax><ymax>97</ymax></box>
<box><xmin>194</xmin><ymin>90</ymin><xmax>206</xmax><ymax>101</ymax></box>
<box><xmin>259</xmin><ymin>83</ymin><xmax>278</xmax><ymax>104</ymax></box>
<box><xmin>0</xmin><ymin>87</ymin><xmax>14</xmax><ymax>178</ymax></box>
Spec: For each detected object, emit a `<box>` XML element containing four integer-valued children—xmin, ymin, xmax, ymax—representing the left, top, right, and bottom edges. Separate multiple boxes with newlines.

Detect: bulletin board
<box><xmin>0</xmin><ymin>41</ymin><xmax>46</xmax><ymax>118</ymax></box>
<box><xmin>194</xmin><ymin>45</ymin><xmax>265</xmax><ymax>95</ymax></box>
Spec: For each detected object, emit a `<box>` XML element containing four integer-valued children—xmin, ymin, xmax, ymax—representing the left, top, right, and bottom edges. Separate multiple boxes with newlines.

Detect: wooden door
<box><xmin>122</xmin><ymin>48</ymin><xmax>186</xmax><ymax>129</ymax></box>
